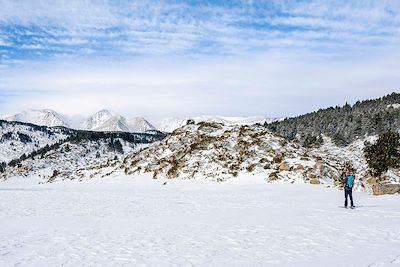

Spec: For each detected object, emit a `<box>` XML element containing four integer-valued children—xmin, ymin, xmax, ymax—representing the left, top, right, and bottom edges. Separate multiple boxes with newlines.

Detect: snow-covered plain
<box><xmin>1</xmin><ymin>174</ymin><xmax>399</xmax><ymax>267</ymax></box>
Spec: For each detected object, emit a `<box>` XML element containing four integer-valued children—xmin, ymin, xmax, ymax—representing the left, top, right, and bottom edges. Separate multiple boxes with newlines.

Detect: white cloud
<box><xmin>1</xmin><ymin>48</ymin><xmax>399</xmax><ymax>119</ymax></box>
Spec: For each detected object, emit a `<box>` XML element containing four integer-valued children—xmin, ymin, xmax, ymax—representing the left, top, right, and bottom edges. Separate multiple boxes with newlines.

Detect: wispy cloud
<box><xmin>1</xmin><ymin>0</ymin><xmax>400</xmax><ymax>61</ymax></box>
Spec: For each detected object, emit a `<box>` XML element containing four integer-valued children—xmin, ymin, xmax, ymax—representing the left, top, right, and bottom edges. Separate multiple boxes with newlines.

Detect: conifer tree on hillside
<box><xmin>266</xmin><ymin>92</ymin><xmax>400</xmax><ymax>146</ymax></box>
<box><xmin>364</xmin><ymin>131</ymin><xmax>400</xmax><ymax>176</ymax></box>
<box><xmin>0</xmin><ymin>162</ymin><xmax>6</xmax><ymax>173</ymax></box>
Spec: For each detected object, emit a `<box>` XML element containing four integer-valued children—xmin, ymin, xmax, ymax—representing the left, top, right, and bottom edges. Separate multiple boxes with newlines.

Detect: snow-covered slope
<box><xmin>0</xmin><ymin>119</ymin><xmax>167</xmax><ymax>181</ymax></box>
<box><xmin>155</xmin><ymin>116</ymin><xmax>278</xmax><ymax>132</ymax></box>
<box><xmin>0</xmin><ymin>120</ymin><xmax>68</xmax><ymax>164</ymax></box>
<box><xmin>2</xmin><ymin>139</ymin><xmax>147</xmax><ymax>182</ymax></box>
<box><xmin>3</xmin><ymin>109</ymin><xmax>69</xmax><ymax>127</ymax></box>
<box><xmin>126</xmin><ymin>117</ymin><xmax>157</xmax><ymax>133</ymax></box>
<box><xmin>154</xmin><ymin>117</ymin><xmax>188</xmax><ymax>133</ymax></box>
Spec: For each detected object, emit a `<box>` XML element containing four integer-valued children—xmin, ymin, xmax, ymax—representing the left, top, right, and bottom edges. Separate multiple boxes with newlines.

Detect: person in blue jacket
<box><xmin>344</xmin><ymin>169</ymin><xmax>355</xmax><ymax>208</ymax></box>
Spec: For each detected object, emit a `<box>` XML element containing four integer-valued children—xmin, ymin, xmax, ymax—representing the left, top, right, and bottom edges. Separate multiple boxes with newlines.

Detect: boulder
<box><xmin>308</xmin><ymin>173</ymin><xmax>317</xmax><ymax>179</ymax></box>
<box><xmin>279</xmin><ymin>162</ymin><xmax>290</xmax><ymax>171</ymax></box>
<box><xmin>310</xmin><ymin>178</ymin><xmax>320</xmax><ymax>185</ymax></box>
<box><xmin>371</xmin><ymin>183</ymin><xmax>400</xmax><ymax>195</ymax></box>
<box><xmin>294</xmin><ymin>164</ymin><xmax>305</xmax><ymax>171</ymax></box>
<box><xmin>268</xmin><ymin>171</ymin><xmax>279</xmax><ymax>181</ymax></box>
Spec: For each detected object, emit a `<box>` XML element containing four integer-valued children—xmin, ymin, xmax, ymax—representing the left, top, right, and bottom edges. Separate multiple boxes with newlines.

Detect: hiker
<box><xmin>344</xmin><ymin>169</ymin><xmax>355</xmax><ymax>208</ymax></box>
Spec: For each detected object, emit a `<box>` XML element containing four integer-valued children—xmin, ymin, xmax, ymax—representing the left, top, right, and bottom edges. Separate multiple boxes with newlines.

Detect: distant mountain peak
<box><xmin>126</xmin><ymin>117</ymin><xmax>157</xmax><ymax>133</ymax></box>
<box><xmin>82</xmin><ymin>110</ymin><xmax>128</xmax><ymax>132</ymax></box>
<box><xmin>4</xmin><ymin>109</ymin><xmax>69</xmax><ymax>127</ymax></box>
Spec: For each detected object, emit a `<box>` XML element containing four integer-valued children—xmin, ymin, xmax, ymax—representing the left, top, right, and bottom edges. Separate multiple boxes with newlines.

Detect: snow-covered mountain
<box><xmin>80</xmin><ymin>110</ymin><xmax>130</xmax><ymax>132</ymax></box>
<box><xmin>155</xmin><ymin>116</ymin><xmax>278</xmax><ymax>132</ymax></box>
<box><xmin>80</xmin><ymin>110</ymin><xmax>157</xmax><ymax>133</ymax></box>
<box><xmin>3</xmin><ymin>109</ymin><xmax>69</xmax><ymax>127</ymax></box>
<box><xmin>2</xmin><ymin>109</ymin><xmax>157</xmax><ymax>133</ymax></box>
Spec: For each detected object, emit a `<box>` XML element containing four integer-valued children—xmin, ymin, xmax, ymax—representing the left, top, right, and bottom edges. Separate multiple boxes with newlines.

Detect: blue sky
<box><xmin>0</xmin><ymin>0</ymin><xmax>399</xmax><ymax>119</ymax></box>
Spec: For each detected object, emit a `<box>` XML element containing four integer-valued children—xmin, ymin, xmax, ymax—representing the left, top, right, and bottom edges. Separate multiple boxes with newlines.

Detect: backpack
<box><xmin>346</xmin><ymin>175</ymin><xmax>355</xmax><ymax>189</ymax></box>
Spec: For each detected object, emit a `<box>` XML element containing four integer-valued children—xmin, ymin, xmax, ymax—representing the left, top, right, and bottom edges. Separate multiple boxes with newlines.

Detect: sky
<box><xmin>0</xmin><ymin>0</ymin><xmax>399</xmax><ymax>120</ymax></box>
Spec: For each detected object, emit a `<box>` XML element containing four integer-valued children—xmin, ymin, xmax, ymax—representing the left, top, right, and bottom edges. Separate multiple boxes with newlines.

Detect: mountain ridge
<box><xmin>1</xmin><ymin>109</ymin><xmax>277</xmax><ymax>133</ymax></box>
<box><xmin>1</xmin><ymin>109</ymin><xmax>157</xmax><ymax>133</ymax></box>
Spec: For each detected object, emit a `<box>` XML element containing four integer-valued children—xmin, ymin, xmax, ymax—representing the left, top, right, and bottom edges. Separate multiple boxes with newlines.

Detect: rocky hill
<box><xmin>83</xmin><ymin>121</ymin><xmax>396</xmax><ymax>195</ymax></box>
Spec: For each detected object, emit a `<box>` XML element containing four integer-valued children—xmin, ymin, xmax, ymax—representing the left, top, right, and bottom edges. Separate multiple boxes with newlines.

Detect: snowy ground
<box><xmin>0</xmin><ymin>174</ymin><xmax>400</xmax><ymax>267</ymax></box>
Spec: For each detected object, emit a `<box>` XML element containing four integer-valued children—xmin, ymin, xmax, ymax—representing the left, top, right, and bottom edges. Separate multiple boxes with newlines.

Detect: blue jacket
<box><xmin>345</xmin><ymin>175</ymin><xmax>355</xmax><ymax>189</ymax></box>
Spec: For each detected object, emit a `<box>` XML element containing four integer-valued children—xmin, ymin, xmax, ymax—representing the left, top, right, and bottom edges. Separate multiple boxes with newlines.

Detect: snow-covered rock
<box><xmin>387</xmin><ymin>103</ymin><xmax>400</xmax><ymax>109</ymax></box>
<box><xmin>120</xmin><ymin>122</ymin><xmax>317</xmax><ymax>182</ymax></box>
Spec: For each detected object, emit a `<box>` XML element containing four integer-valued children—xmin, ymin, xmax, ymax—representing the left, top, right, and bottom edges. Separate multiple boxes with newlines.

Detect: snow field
<box><xmin>0</xmin><ymin>174</ymin><xmax>399</xmax><ymax>266</ymax></box>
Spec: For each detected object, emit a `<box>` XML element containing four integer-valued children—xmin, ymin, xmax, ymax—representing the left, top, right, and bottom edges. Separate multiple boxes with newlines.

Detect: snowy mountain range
<box><xmin>1</xmin><ymin>109</ymin><xmax>157</xmax><ymax>133</ymax></box>
<box><xmin>1</xmin><ymin>109</ymin><xmax>277</xmax><ymax>133</ymax></box>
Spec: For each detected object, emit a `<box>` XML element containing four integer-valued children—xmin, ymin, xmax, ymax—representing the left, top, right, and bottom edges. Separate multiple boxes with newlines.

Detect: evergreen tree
<box><xmin>364</xmin><ymin>131</ymin><xmax>400</xmax><ymax>176</ymax></box>
<box><xmin>114</xmin><ymin>139</ymin><xmax>124</xmax><ymax>154</ymax></box>
<box><xmin>0</xmin><ymin>162</ymin><xmax>5</xmax><ymax>173</ymax></box>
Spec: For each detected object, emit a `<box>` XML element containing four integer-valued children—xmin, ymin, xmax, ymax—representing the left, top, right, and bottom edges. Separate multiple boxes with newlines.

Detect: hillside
<box><xmin>80</xmin><ymin>120</ymin><xmax>396</xmax><ymax>195</ymax></box>
<box><xmin>267</xmin><ymin>92</ymin><xmax>400</xmax><ymax>146</ymax></box>
<box><xmin>0</xmin><ymin>120</ymin><xmax>167</xmax><ymax>181</ymax></box>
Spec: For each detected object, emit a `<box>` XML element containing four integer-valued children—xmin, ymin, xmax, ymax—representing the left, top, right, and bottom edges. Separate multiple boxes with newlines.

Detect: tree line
<box><xmin>266</xmin><ymin>92</ymin><xmax>400</xmax><ymax>147</ymax></box>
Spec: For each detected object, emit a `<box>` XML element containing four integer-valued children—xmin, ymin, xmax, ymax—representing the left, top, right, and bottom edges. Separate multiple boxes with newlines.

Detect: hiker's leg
<box><xmin>344</xmin><ymin>189</ymin><xmax>348</xmax><ymax>207</ymax></box>
<box><xmin>349</xmin><ymin>189</ymin><xmax>354</xmax><ymax>207</ymax></box>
